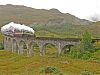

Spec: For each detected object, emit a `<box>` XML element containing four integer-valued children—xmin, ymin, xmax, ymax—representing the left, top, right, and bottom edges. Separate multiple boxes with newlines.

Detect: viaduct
<box><xmin>3</xmin><ymin>34</ymin><xmax>100</xmax><ymax>57</ymax></box>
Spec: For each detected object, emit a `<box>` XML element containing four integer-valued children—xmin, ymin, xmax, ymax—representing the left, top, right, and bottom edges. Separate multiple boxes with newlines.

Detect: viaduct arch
<box><xmin>3</xmin><ymin>35</ymin><xmax>100</xmax><ymax>57</ymax></box>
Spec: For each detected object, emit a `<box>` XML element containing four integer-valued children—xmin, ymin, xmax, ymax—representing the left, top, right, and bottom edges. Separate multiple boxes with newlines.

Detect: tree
<box><xmin>81</xmin><ymin>31</ymin><xmax>95</xmax><ymax>52</ymax></box>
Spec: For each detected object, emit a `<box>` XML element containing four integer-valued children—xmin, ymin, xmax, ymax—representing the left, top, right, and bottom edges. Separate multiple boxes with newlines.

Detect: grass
<box><xmin>0</xmin><ymin>48</ymin><xmax>100</xmax><ymax>75</ymax></box>
<box><xmin>0</xmin><ymin>4</ymin><xmax>100</xmax><ymax>75</ymax></box>
<box><xmin>0</xmin><ymin>27</ymin><xmax>100</xmax><ymax>75</ymax></box>
<box><xmin>0</xmin><ymin>33</ymin><xmax>4</xmax><ymax>42</ymax></box>
<box><xmin>0</xmin><ymin>23</ymin><xmax>100</xmax><ymax>75</ymax></box>
<box><xmin>33</xmin><ymin>24</ymin><xmax>100</xmax><ymax>38</ymax></box>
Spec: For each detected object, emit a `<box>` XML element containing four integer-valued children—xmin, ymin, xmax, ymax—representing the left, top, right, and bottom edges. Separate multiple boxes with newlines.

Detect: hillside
<box><xmin>0</xmin><ymin>4</ymin><xmax>92</xmax><ymax>26</ymax></box>
<box><xmin>0</xmin><ymin>4</ymin><xmax>100</xmax><ymax>39</ymax></box>
<box><xmin>0</xmin><ymin>4</ymin><xmax>100</xmax><ymax>75</ymax></box>
<box><xmin>0</xmin><ymin>50</ymin><xmax>100</xmax><ymax>75</ymax></box>
<box><xmin>33</xmin><ymin>22</ymin><xmax>100</xmax><ymax>38</ymax></box>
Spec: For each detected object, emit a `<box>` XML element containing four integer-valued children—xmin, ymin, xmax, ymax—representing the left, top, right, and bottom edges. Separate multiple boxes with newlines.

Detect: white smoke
<box><xmin>1</xmin><ymin>22</ymin><xmax>35</xmax><ymax>35</ymax></box>
<box><xmin>88</xmin><ymin>14</ymin><xmax>100</xmax><ymax>22</ymax></box>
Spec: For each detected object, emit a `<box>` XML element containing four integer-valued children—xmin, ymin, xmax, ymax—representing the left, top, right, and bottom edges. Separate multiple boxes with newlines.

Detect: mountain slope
<box><xmin>0</xmin><ymin>4</ymin><xmax>92</xmax><ymax>26</ymax></box>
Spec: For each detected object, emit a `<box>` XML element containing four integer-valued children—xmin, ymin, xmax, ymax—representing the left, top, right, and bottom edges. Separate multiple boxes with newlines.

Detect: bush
<box><xmin>0</xmin><ymin>43</ymin><xmax>4</xmax><ymax>50</ymax></box>
<box><xmin>39</xmin><ymin>66</ymin><xmax>63</xmax><ymax>74</ymax></box>
<box><xmin>80</xmin><ymin>71</ymin><xmax>95</xmax><ymax>75</ymax></box>
<box><xmin>81</xmin><ymin>51</ymin><xmax>92</xmax><ymax>60</ymax></box>
<box><xmin>81</xmin><ymin>31</ymin><xmax>95</xmax><ymax>52</ymax></box>
<box><xmin>66</xmin><ymin>50</ymin><xmax>92</xmax><ymax>60</ymax></box>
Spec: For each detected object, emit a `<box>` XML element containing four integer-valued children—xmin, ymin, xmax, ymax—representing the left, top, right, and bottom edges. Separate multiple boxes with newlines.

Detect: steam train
<box><xmin>4</xmin><ymin>30</ymin><xmax>36</xmax><ymax>38</ymax></box>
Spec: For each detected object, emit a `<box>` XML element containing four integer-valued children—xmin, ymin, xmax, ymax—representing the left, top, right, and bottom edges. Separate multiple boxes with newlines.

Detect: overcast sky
<box><xmin>0</xmin><ymin>0</ymin><xmax>100</xmax><ymax>21</ymax></box>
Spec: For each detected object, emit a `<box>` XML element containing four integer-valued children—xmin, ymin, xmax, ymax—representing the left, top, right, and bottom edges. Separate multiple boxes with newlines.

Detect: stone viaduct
<box><xmin>3</xmin><ymin>34</ymin><xmax>81</xmax><ymax>57</ymax></box>
<box><xmin>3</xmin><ymin>34</ymin><xmax>100</xmax><ymax>57</ymax></box>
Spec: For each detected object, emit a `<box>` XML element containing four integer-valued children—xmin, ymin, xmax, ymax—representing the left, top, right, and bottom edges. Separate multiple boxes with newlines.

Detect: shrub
<box><xmin>0</xmin><ymin>43</ymin><xmax>4</xmax><ymax>50</ymax></box>
<box><xmin>66</xmin><ymin>49</ymin><xmax>92</xmax><ymax>60</ymax></box>
<box><xmin>81</xmin><ymin>31</ymin><xmax>95</xmax><ymax>52</ymax></box>
<box><xmin>80</xmin><ymin>71</ymin><xmax>95</xmax><ymax>75</ymax></box>
<box><xmin>81</xmin><ymin>51</ymin><xmax>92</xmax><ymax>60</ymax></box>
<box><xmin>39</xmin><ymin>66</ymin><xmax>63</xmax><ymax>74</ymax></box>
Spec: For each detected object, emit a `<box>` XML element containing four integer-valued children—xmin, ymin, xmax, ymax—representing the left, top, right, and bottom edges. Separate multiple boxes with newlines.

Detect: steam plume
<box><xmin>1</xmin><ymin>22</ymin><xmax>35</xmax><ymax>35</ymax></box>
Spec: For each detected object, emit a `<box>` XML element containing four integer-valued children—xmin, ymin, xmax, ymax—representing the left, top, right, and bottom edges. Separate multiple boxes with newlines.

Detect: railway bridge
<box><xmin>3</xmin><ymin>34</ymin><xmax>100</xmax><ymax>57</ymax></box>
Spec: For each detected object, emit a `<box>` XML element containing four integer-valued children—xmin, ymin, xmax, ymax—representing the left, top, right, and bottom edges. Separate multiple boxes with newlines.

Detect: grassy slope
<box><xmin>0</xmin><ymin>5</ymin><xmax>100</xmax><ymax>75</ymax></box>
<box><xmin>0</xmin><ymin>5</ymin><xmax>100</xmax><ymax>39</ymax></box>
<box><xmin>33</xmin><ymin>23</ymin><xmax>100</xmax><ymax>38</ymax></box>
<box><xmin>0</xmin><ymin>48</ymin><xmax>100</xmax><ymax>75</ymax></box>
<box><xmin>0</xmin><ymin>4</ymin><xmax>91</xmax><ymax>26</ymax></box>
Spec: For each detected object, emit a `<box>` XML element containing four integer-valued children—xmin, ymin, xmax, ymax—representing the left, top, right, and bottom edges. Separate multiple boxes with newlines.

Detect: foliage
<box><xmin>81</xmin><ymin>31</ymin><xmax>95</xmax><ymax>52</ymax></box>
<box><xmin>66</xmin><ymin>49</ymin><xmax>92</xmax><ymax>60</ymax></box>
<box><xmin>0</xmin><ymin>33</ymin><xmax>4</xmax><ymax>42</ymax></box>
<box><xmin>63</xmin><ymin>47</ymin><xmax>100</xmax><ymax>61</ymax></box>
<box><xmin>39</xmin><ymin>66</ymin><xmax>63</xmax><ymax>74</ymax></box>
<box><xmin>0</xmin><ymin>43</ymin><xmax>4</xmax><ymax>50</ymax></box>
<box><xmin>80</xmin><ymin>71</ymin><xmax>95</xmax><ymax>75</ymax></box>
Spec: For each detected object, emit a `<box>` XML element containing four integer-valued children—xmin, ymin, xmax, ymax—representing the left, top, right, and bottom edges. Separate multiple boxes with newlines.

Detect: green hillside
<box><xmin>0</xmin><ymin>4</ymin><xmax>92</xmax><ymax>26</ymax></box>
<box><xmin>0</xmin><ymin>4</ymin><xmax>100</xmax><ymax>39</ymax></box>
<box><xmin>33</xmin><ymin>23</ymin><xmax>100</xmax><ymax>38</ymax></box>
<box><xmin>0</xmin><ymin>49</ymin><xmax>100</xmax><ymax>75</ymax></box>
<box><xmin>0</xmin><ymin>4</ymin><xmax>100</xmax><ymax>75</ymax></box>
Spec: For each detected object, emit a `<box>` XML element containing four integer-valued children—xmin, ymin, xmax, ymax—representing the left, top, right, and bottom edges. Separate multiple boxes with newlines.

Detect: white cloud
<box><xmin>0</xmin><ymin>0</ymin><xmax>99</xmax><ymax>21</ymax></box>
